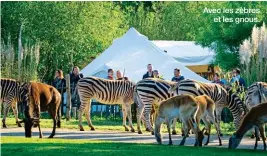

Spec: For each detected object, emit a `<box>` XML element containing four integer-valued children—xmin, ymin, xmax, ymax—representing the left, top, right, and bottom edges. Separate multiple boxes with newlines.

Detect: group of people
<box><xmin>142</xmin><ymin>64</ymin><xmax>185</xmax><ymax>82</ymax></box>
<box><xmin>142</xmin><ymin>63</ymin><xmax>246</xmax><ymax>90</ymax></box>
<box><xmin>212</xmin><ymin>68</ymin><xmax>246</xmax><ymax>88</ymax></box>
<box><xmin>106</xmin><ymin>69</ymin><xmax>129</xmax><ymax>81</ymax></box>
<box><xmin>52</xmin><ymin>66</ymin><xmax>84</xmax><ymax>116</ymax></box>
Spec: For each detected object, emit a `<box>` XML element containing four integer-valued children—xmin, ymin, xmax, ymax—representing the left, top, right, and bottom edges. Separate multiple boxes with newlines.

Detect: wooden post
<box><xmin>65</xmin><ymin>74</ymin><xmax>71</xmax><ymax>121</ymax></box>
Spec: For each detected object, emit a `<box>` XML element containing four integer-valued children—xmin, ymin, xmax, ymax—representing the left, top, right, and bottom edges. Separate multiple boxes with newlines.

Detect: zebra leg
<box><xmin>78</xmin><ymin>104</ymin><xmax>86</xmax><ymax>131</ymax></box>
<box><xmin>136</xmin><ymin>102</ymin><xmax>144</xmax><ymax>134</ymax></box>
<box><xmin>215</xmin><ymin>107</ymin><xmax>223</xmax><ymax>136</ymax></box>
<box><xmin>144</xmin><ymin>110</ymin><xmax>154</xmax><ymax>135</ymax></box>
<box><xmin>12</xmin><ymin>102</ymin><xmax>22</xmax><ymax>127</ymax></box>
<box><xmin>126</xmin><ymin>104</ymin><xmax>135</xmax><ymax>132</ymax></box>
<box><xmin>172</xmin><ymin>118</ymin><xmax>177</xmax><ymax>135</ymax></box>
<box><xmin>122</xmin><ymin>104</ymin><xmax>129</xmax><ymax>131</ymax></box>
<box><xmin>84</xmin><ymin>102</ymin><xmax>95</xmax><ymax>131</ymax></box>
<box><xmin>2</xmin><ymin>101</ymin><xmax>11</xmax><ymax>128</ymax></box>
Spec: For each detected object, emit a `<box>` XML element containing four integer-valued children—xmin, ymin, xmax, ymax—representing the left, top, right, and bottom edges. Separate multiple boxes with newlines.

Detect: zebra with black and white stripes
<box><xmin>77</xmin><ymin>76</ymin><xmax>136</xmax><ymax>132</ymax></box>
<box><xmin>171</xmin><ymin>79</ymin><xmax>247</xmax><ymax>134</ymax></box>
<box><xmin>135</xmin><ymin>78</ymin><xmax>246</xmax><ymax>135</ymax></box>
<box><xmin>0</xmin><ymin>78</ymin><xmax>29</xmax><ymax>128</ymax></box>
<box><xmin>245</xmin><ymin>82</ymin><xmax>267</xmax><ymax>139</ymax></box>
<box><xmin>135</xmin><ymin>78</ymin><xmax>177</xmax><ymax>134</ymax></box>
<box><xmin>245</xmin><ymin>82</ymin><xmax>267</xmax><ymax>110</ymax></box>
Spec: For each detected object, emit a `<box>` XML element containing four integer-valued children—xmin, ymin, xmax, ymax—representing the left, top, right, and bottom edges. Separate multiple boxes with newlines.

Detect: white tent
<box><xmin>151</xmin><ymin>41</ymin><xmax>215</xmax><ymax>66</ymax></box>
<box><xmin>81</xmin><ymin>28</ymin><xmax>210</xmax><ymax>83</ymax></box>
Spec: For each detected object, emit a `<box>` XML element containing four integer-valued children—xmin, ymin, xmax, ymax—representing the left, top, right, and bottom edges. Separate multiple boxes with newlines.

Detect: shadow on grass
<box><xmin>2</xmin><ymin>141</ymin><xmax>266</xmax><ymax>156</ymax></box>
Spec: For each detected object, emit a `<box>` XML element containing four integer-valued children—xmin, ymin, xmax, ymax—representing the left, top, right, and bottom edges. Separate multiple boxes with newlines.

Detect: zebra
<box><xmin>245</xmin><ymin>82</ymin><xmax>267</xmax><ymax>139</ymax></box>
<box><xmin>0</xmin><ymin>78</ymin><xmax>29</xmax><ymax>128</ymax></box>
<box><xmin>245</xmin><ymin>82</ymin><xmax>267</xmax><ymax>110</ymax></box>
<box><xmin>77</xmin><ymin>76</ymin><xmax>136</xmax><ymax>132</ymax></box>
<box><xmin>136</xmin><ymin>78</ymin><xmax>246</xmax><ymax>135</ymax></box>
<box><xmin>135</xmin><ymin>78</ymin><xmax>177</xmax><ymax>134</ymax></box>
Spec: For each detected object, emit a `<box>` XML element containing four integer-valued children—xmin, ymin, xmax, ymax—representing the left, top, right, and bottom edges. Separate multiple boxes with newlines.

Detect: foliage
<box><xmin>2</xmin><ymin>136</ymin><xmax>267</xmax><ymax>156</ymax></box>
<box><xmin>1</xmin><ymin>34</ymin><xmax>39</xmax><ymax>82</ymax></box>
<box><xmin>1</xmin><ymin>2</ymin><xmax>128</xmax><ymax>82</ymax></box>
<box><xmin>1</xmin><ymin>2</ymin><xmax>267</xmax><ymax>81</ymax></box>
<box><xmin>239</xmin><ymin>23</ymin><xmax>267</xmax><ymax>86</ymax></box>
<box><xmin>195</xmin><ymin>2</ymin><xmax>267</xmax><ymax>71</ymax></box>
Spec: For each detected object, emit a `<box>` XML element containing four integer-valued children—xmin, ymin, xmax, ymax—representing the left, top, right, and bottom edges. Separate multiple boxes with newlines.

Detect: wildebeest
<box><xmin>19</xmin><ymin>82</ymin><xmax>61</xmax><ymax>138</ymax></box>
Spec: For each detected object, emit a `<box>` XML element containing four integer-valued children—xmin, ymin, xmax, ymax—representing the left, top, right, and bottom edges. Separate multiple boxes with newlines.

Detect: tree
<box><xmin>1</xmin><ymin>2</ymin><xmax>127</xmax><ymax>82</ymax></box>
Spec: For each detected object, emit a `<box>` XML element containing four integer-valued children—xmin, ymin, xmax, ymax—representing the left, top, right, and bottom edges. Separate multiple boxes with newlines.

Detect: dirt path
<box><xmin>1</xmin><ymin>127</ymin><xmax>264</xmax><ymax>150</ymax></box>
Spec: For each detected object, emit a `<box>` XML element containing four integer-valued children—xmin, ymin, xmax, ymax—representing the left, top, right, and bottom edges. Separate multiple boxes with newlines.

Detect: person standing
<box><xmin>70</xmin><ymin>66</ymin><xmax>84</xmax><ymax>119</ymax></box>
<box><xmin>212</xmin><ymin>73</ymin><xmax>224</xmax><ymax>86</ymax></box>
<box><xmin>230</xmin><ymin>68</ymin><xmax>246</xmax><ymax>87</ymax></box>
<box><xmin>153</xmin><ymin>70</ymin><xmax>164</xmax><ymax>79</ymax></box>
<box><xmin>116</xmin><ymin>70</ymin><xmax>129</xmax><ymax>81</ymax></box>
<box><xmin>142</xmin><ymin>64</ymin><xmax>154</xmax><ymax>79</ymax></box>
<box><xmin>107</xmin><ymin>68</ymin><xmax>114</xmax><ymax>80</ymax></box>
<box><xmin>52</xmin><ymin>69</ymin><xmax>66</xmax><ymax>117</ymax></box>
<box><xmin>70</xmin><ymin>66</ymin><xmax>84</xmax><ymax>85</ymax></box>
<box><xmin>53</xmin><ymin>69</ymin><xmax>66</xmax><ymax>93</ymax></box>
<box><xmin>106</xmin><ymin>68</ymin><xmax>115</xmax><ymax>118</ymax></box>
<box><xmin>171</xmin><ymin>68</ymin><xmax>185</xmax><ymax>82</ymax></box>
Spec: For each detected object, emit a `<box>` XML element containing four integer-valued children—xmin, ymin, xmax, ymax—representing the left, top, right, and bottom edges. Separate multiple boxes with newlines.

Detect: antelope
<box><xmin>229</xmin><ymin>102</ymin><xmax>267</xmax><ymax>150</ymax></box>
<box><xmin>154</xmin><ymin>95</ymin><xmax>204</xmax><ymax>146</ymax></box>
<box><xmin>194</xmin><ymin>95</ymin><xmax>222</xmax><ymax>146</ymax></box>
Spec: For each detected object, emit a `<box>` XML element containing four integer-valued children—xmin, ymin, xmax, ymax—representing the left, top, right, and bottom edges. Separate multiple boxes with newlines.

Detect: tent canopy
<box><xmin>151</xmin><ymin>41</ymin><xmax>215</xmax><ymax>66</ymax></box>
<box><xmin>81</xmin><ymin>28</ymin><xmax>210</xmax><ymax>83</ymax></box>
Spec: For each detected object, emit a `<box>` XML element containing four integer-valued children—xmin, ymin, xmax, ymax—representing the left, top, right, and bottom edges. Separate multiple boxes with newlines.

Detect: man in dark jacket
<box><xmin>70</xmin><ymin>66</ymin><xmax>84</xmax><ymax>85</ymax></box>
<box><xmin>142</xmin><ymin>64</ymin><xmax>155</xmax><ymax>79</ymax></box>
<box><xmin>171</xmin><ymin>68</ymin><xmax>185</xmax><ymax>82</ymax></box>
<box><xmin>70</xmin><ymin>66</ymin><xmax>83</xmax><ymax>119</ymax></box>
<box><xmin>230</xmin><ymin>68</ymin><xmax>246</xmax><ymax>87</ymax></box>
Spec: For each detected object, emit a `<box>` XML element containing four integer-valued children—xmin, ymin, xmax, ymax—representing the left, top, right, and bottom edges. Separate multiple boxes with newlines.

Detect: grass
<box><xmin>3</xmin><ymin>117</ymin><xmax>237</xmax><ymax>135</ymax></box>
<box><xmin>1</xmin><ymin>136</ymin><xmax>266</xmax><ymax>156</ymax></box>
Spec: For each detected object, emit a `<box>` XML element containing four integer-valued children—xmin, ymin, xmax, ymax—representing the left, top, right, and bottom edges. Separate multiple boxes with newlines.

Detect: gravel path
<box><xmin>1</xmin><ymin>127</ymin><xmax>264</xmax><ymax>150</ymax></box>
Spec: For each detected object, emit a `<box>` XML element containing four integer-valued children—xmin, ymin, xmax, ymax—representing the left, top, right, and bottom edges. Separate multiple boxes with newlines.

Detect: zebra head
<box><xmin>227</xmin><ymin>90</ymin><xmax>248</xmax><ymax>129</ymax></box>
<box><xmin>258</xmin><ymin>82</ymin><xmax>267</xmax><ymax>102</ymax></box>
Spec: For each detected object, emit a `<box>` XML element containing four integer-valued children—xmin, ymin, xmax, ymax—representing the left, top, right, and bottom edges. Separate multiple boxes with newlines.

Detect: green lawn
<box><xmin>1</xmin><ymin>137</ymin><xmax>266</xmax><ymax>156</ymax></box>
<box><xmin>4</xmin><ymin>117</ymin><xmax>236</xmax><ymax>135</ymax></box>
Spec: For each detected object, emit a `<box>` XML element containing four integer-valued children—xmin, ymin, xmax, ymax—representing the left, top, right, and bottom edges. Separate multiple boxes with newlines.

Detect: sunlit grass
<box><xmin>1</xmin><ymin>136</ymin><xmax>266</xmax><ymax>156</ymax></box>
